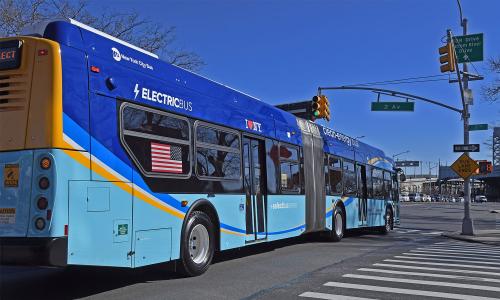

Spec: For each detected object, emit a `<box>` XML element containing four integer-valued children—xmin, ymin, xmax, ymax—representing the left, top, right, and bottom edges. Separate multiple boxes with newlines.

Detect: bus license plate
<box><xmin>4</xmin><ymin>164</ymin><xmax>19</xmax><ymax>187</ymax></box>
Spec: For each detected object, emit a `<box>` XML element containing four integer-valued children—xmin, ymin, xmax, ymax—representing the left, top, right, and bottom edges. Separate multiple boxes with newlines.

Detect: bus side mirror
<box><xmin>400</xmin><ymin>174</ymin><xmax>406</xmax><ymax>182</ymax></box>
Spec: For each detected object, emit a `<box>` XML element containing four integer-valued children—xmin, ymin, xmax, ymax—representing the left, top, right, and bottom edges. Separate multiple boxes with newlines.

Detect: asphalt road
<box><xmin>1</xmin><ymin>202</ymin><xmax>499</xmax><ymax>300</ymax></box>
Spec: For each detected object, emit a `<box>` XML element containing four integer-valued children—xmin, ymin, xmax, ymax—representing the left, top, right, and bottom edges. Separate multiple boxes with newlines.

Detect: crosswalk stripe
<box><xmin>417</xmin><ymin>247</ymin><xmax>500</xmax><ymax>255</ymax></box>
<box><xmin>383</xmin><ymin>259</ymin><xmax>500</xmax><ymax>270</ymax></box>
<box><xmin>410</xmin><ymin>250</ymin><xmax>500</xmax><ymax>260</ymax></box>
<box><xmin>342</xmin><ymin>274</ymin><xmax>500</xmax><ymax>292</ymax></box>
<box><xmin>393</xmin><ymin>255</ymin><xmax>500</xmax><ymax>265</ymax></box>
<box><xmin>403</xmin><ymin>252</ymin><xmax>500</xmax><ymax>262</ymax></box>
<box><xmin>299</xmin><ymin>292</ymin><xmax>377</xmax><ymax>300</ymax></box>
<box><xmin>358</xmin><ymin>268</ymin><xmax>500</xmax><ymax>284</ymax></box>
<box><xmin>323</xmin><ymin>282</ymin><xmax>499</xmax><ymax>300</ymax></box>
<box><xmin>373</xmin><ymin>263</ymin><xmax>500</xmax><ymax>277</ymax></box>
<box><xmin>423</xmin><ymin>245</ymin><xmax>500</xmax><ymax>251</ymax></box>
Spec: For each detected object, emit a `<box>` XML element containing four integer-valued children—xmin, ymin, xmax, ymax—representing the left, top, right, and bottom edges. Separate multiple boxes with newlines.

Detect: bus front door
<box><xmin>243</xmin><ymin>137</ymin><xmax>267</xmax><ymax>242</ymax></box>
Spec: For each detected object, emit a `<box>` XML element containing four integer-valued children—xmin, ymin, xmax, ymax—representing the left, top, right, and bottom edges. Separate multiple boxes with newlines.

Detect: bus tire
<box><xmin>179</xmin><ymin>211</ymin><xmax>215</xmax><ymax>277</ymax></box>
<box><xmin>330</xmin><ymin>206</ymin><xmax>345</xmax><ymax>242</ymax></box>
<box><xmin>380</xmin><ymin>208</ymin><xmax>393</xmax><ymax>234</ymax></box>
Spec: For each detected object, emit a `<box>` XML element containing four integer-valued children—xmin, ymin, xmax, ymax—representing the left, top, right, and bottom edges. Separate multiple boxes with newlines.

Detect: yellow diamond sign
<box><xmin>451</xmin><ymin>153</ymin><xmax>479</xmax><ymax>179</ymax></box>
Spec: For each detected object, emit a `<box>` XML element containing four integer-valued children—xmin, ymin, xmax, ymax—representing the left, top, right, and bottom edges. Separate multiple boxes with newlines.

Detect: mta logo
<box><xmin>112</xmin><ymin>47</ymin><xmax>121</xmax><ymax>62</ymax></box>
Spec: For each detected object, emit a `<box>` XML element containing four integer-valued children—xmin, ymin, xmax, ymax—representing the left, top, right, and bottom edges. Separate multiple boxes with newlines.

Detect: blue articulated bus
<box><xmin>0</xmin><ymin>19</ymin><xmax>400</xmax><ymax>276</ymax></box>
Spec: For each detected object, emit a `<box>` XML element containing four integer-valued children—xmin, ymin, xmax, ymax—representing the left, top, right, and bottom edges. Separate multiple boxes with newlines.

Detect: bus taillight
<box><xmin>37</xmin><ymin>196</ymin><xmax>48</xmax><ymax>210</ymax></box>
<box><xmin>40</xmin><ymin>157</ymin><xmax>51</xmax><ymax>170</ymax></box>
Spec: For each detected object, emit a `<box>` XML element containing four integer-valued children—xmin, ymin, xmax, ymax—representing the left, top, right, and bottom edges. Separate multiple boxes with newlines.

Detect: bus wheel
<box><xmin>179</xmin><ymin>211</ymin><xmax>215</xmax><ymax>277</ymax></box>
<box><xmin>330</xmin><ymin>206</ymin><xmax>344</xmax><ymax>242</ymax></box>
<box><xmin>380</xmin><ymin>208</ymin><xmax>393</xmax><ymax>234</ymax></box>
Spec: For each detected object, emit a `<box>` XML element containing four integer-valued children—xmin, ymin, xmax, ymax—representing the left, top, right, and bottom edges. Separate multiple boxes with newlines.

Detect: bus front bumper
<box><xmin>0</xmin><ymin>237</ymin><xmax>67</xmax><ymax>266</ymax></box>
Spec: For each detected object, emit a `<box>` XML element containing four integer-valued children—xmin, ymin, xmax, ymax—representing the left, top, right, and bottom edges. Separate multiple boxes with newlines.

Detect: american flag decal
<box><xmin>150</xmin><ymin>142</ymin><xmax>183</xmax><ymax>173</ymax></box>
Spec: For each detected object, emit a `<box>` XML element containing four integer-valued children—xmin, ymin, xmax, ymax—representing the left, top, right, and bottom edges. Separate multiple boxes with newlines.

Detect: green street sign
<box><xmin>371</xmin><ymin>102</ymin><xmax>414</xmax><ymax>111</ymax></box>
<box><xmin>453</xmin><ymin>33</ymin><xmax>483</xmax><ymax>63</ymax></box>
<box><xmin>468</xmin><ymin>124</ymin><xmax>488</xmax><ymax>131</ymax></box>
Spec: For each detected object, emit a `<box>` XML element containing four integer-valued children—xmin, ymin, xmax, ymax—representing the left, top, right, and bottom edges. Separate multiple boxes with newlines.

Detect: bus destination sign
<box><xmin>0</xmin><ymin>40</ymin><xmax>22</xmax><ymax>71</ymax></box>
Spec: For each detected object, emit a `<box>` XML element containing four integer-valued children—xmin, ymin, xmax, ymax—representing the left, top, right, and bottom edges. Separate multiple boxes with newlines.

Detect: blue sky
<box><xmin>88</xmin><ymin>0</ymin><xmax>500</xmax><ymax>175</ymax></box>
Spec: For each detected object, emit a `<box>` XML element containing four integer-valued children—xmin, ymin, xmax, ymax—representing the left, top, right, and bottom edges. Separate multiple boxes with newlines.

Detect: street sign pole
<box><xmin>452</xmin><ymin>19</ymin><xmax>475</xmax><ymax>235</ymax></box>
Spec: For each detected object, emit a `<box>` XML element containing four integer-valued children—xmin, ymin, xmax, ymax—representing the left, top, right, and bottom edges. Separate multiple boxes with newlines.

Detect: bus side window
<box><xmin>195</xmin><ymin>123</ymin><xmax>241</xmax><ymax>180</ymax></box>
<box><xmin>279</xmin><ymin>144</ymin><xmax>300</xmax><ymax>194</ymax></box>
<box><xmin>383</xmin><ymin>171</ymin><xmax>392</xmax><ymax>200</ymax></box>
<box><xmin>342</xmin><ymin>160</ymin><xmax>357</xmax><ymax>196</ymax></box>
<box><xmin>372</xmin><ymin>168</ymin><xmax>384</xmax><ymax>199</ymax></box>
<box><xmin>328</xmin><ymin>155</ymin><xmax>343</xmax><ymax>195</ymax></box>
<box><xmin>366</xmin><ymin>165</ymin><xmax>373</xmax><ymax>199</ymax></box>
<box><xmin>120</xmin><ymin>103</ymin><xmax>191</xmax><ymax>177</ymax></box>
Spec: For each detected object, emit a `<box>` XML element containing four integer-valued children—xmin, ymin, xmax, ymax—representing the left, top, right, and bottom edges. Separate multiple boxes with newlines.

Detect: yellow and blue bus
<box><xmin>0</xmin><ymin>19</ymin><xmax>400</xmax><ymax>276</ymax></box>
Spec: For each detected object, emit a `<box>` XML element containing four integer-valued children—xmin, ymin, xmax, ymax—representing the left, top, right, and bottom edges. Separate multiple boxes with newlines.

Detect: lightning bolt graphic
<box><xmin>133</xmin><ymin>83</ymin><xmax>140</xmax><ymax>99</ymax></box>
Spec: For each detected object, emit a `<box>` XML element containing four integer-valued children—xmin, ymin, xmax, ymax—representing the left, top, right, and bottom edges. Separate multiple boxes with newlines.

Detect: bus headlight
<box><xmin>35</xmin><ymin>217</ymin><xmax>46</xmax><ymax>230</ymax></box>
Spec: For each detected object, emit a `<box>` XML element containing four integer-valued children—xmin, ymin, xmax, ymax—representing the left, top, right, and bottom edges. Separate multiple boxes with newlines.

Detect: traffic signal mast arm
<box><xmin>317</xmin><ymin>86</ymin><xmax>463</xmax><ymax>114</ymax></box>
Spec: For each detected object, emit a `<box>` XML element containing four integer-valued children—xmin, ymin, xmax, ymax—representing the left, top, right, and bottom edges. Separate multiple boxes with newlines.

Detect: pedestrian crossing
<box><xmin>299</xmin><ymin>241</ymin><xmax>500</xmax><ymax>300</ymax></box>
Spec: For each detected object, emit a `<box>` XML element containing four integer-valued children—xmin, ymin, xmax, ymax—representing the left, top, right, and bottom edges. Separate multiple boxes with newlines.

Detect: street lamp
<box><xmin>392</xmin><ymin>150</ymin><xmax>410</xmax><ymax>160</ymax></box>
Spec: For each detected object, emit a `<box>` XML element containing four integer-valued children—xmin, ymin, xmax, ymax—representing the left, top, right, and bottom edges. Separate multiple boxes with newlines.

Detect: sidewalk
<box><xmin>443</xmin><ymin>229</ymin><xmax>500</xmax><ymax>246</ymax></box>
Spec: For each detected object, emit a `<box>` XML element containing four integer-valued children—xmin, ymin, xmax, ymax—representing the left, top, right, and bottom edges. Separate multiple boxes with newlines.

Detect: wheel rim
<box><xmin>335</xmin><ymin>213</ymin><xmax>343</xmax><ymax>236</ymax></box>
<box><xmin>188</xmin><ymin>224</ymin><xmax>210</xmax><ymax>264</ymax></box>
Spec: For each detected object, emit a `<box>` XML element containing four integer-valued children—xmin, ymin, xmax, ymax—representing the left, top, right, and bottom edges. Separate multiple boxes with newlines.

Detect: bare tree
<box><xmin>0</xmin><ymin>0</ymin><xmax>204</xmax><ymax>71</ymax></box>
<box><xmin>481</xmin><ymin>57</ymin><xmax>500</xmax><ymax>103</ymax></box>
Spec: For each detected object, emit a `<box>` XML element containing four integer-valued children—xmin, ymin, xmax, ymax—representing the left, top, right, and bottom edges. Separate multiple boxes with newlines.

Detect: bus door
<box><xmin>357</xmin><ymin>164</ymin><xmax>368</xmax><ymax>227</ymax></box>
<box><xmin>243</xmin><ymin>137</ymin><xmax>267</xmax><ymax>242</ymax></box>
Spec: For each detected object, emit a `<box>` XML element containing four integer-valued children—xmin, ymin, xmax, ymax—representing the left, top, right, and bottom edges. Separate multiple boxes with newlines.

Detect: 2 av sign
<box><xmin>371</xmin><ymin>102</ymin><xmax>415</xmax><ymax>112</ymax></box>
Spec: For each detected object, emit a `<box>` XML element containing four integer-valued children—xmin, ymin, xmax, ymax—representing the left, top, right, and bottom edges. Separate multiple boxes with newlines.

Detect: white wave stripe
<box><xmin>132</xmin><ymin>183</ymin><xmax>184</xmax><ymax>216</ymax></box>
<box><xmin>63</xmin><ymin>133</ymin><xmax>86</xmax><ymax>151</ymax></box>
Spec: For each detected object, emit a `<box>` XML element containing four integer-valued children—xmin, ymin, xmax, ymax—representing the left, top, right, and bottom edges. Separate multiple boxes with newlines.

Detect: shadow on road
<box><xmin>0</xmin><ymin>230</ymin><xmax>385</xmax><ymax>300</ymax></box>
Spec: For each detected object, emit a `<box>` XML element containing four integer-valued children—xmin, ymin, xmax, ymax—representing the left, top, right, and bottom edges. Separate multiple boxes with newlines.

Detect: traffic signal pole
<box><xmin>456</xmin><ymin>18</ymin><xmax>475</xmax><ymax>235</ymax></box>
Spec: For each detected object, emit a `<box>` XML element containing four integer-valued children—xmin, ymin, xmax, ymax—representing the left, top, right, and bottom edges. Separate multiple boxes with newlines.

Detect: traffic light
<box><xmin>311</xmin><ymin>95</ymin><xmax>331</xmax><ymax>121</ymax></box>
<box><xmin>438</xmin><ymin>42</ymin><xmax>455</xmax><ymax>73</ymax></box>
<box><xmin>477</xmin><ymin>160</ymin><xmax>493</xmax><ymax>175</ymax></box>
<box><xmin>322</xmin><ymin>95</ymin><xmax>331</xmax><ymax>122</ymax></box>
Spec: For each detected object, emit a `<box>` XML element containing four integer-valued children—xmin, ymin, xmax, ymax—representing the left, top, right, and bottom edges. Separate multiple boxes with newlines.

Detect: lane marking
<box><xmin>383</xmin><ymin>259</ymin><xmax>500</xmax><ymax>270</ymax></box>
<box><xmin>410</xmin><ymin>250</ymin><xmax>500</xmax><ymax>260</ymax></box>
<box><xmin>299</xmin><ymin>292</ymin><xmax>377</xmax><ymax>300</ymax></box>
<box><xmin>358</xmin><ymin>268</ymin><xmax>500</xmax><ymax>284</ymax></box>
<box><xmin>394</xmin><ymin>256</ymin><xmax>500</xmax><ymax>266</ymax></box>
<box><xmin>403</xmin><ymin>252</ymin><xmax>500</xmax><ymax>262</ymax></box>
<box><xmin>323</xmin><ymin>282</ymin><xmax>500</xmax><ymax>300</ymax></box>
<box><xmin>373</xmin><ymin>263</ymin><xmax>500</xmax><ymax>277</ymax></box>
<box><xmin>343</xmin><ymin>274</ymin><xmax>500</xmax><ymax>292</ymax></box>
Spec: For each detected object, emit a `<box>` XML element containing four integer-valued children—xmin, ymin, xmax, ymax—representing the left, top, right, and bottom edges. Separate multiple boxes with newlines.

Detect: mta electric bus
<box><xmin>0</xmin><ymin>19</ymin><xmax>400</xmax><ymax>276</ymax></box>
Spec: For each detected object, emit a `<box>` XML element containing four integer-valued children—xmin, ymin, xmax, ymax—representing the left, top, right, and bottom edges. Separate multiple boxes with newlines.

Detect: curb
<box><xmin>442</xmin><ymin>232</ymin><xmax>500</xmax><ymax>246</ymax></box>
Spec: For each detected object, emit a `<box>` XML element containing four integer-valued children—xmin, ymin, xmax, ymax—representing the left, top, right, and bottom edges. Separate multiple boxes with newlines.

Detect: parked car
<box><xmin>475</xmin><ymin>195</ymin><xmax>488</xmax><ymax>203</ymax></box>
<box><xmin>422</xmin><ymin>194</ymin><xmax>431</xmax><ymax>202</ymax></box>
<box><xmin>431</xmin><ymin>195</ymin><xmax>439</xmax><ymax>202</ymax></box>
<box><xmin>458</xmin><ymin>197</ymin><xmax>464</xmax><ymax>203</ymax></box>
<box><xmin>400</xmin><ymin>192</ymin><xmax>410</xmax><ymax>202</ymax></box>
